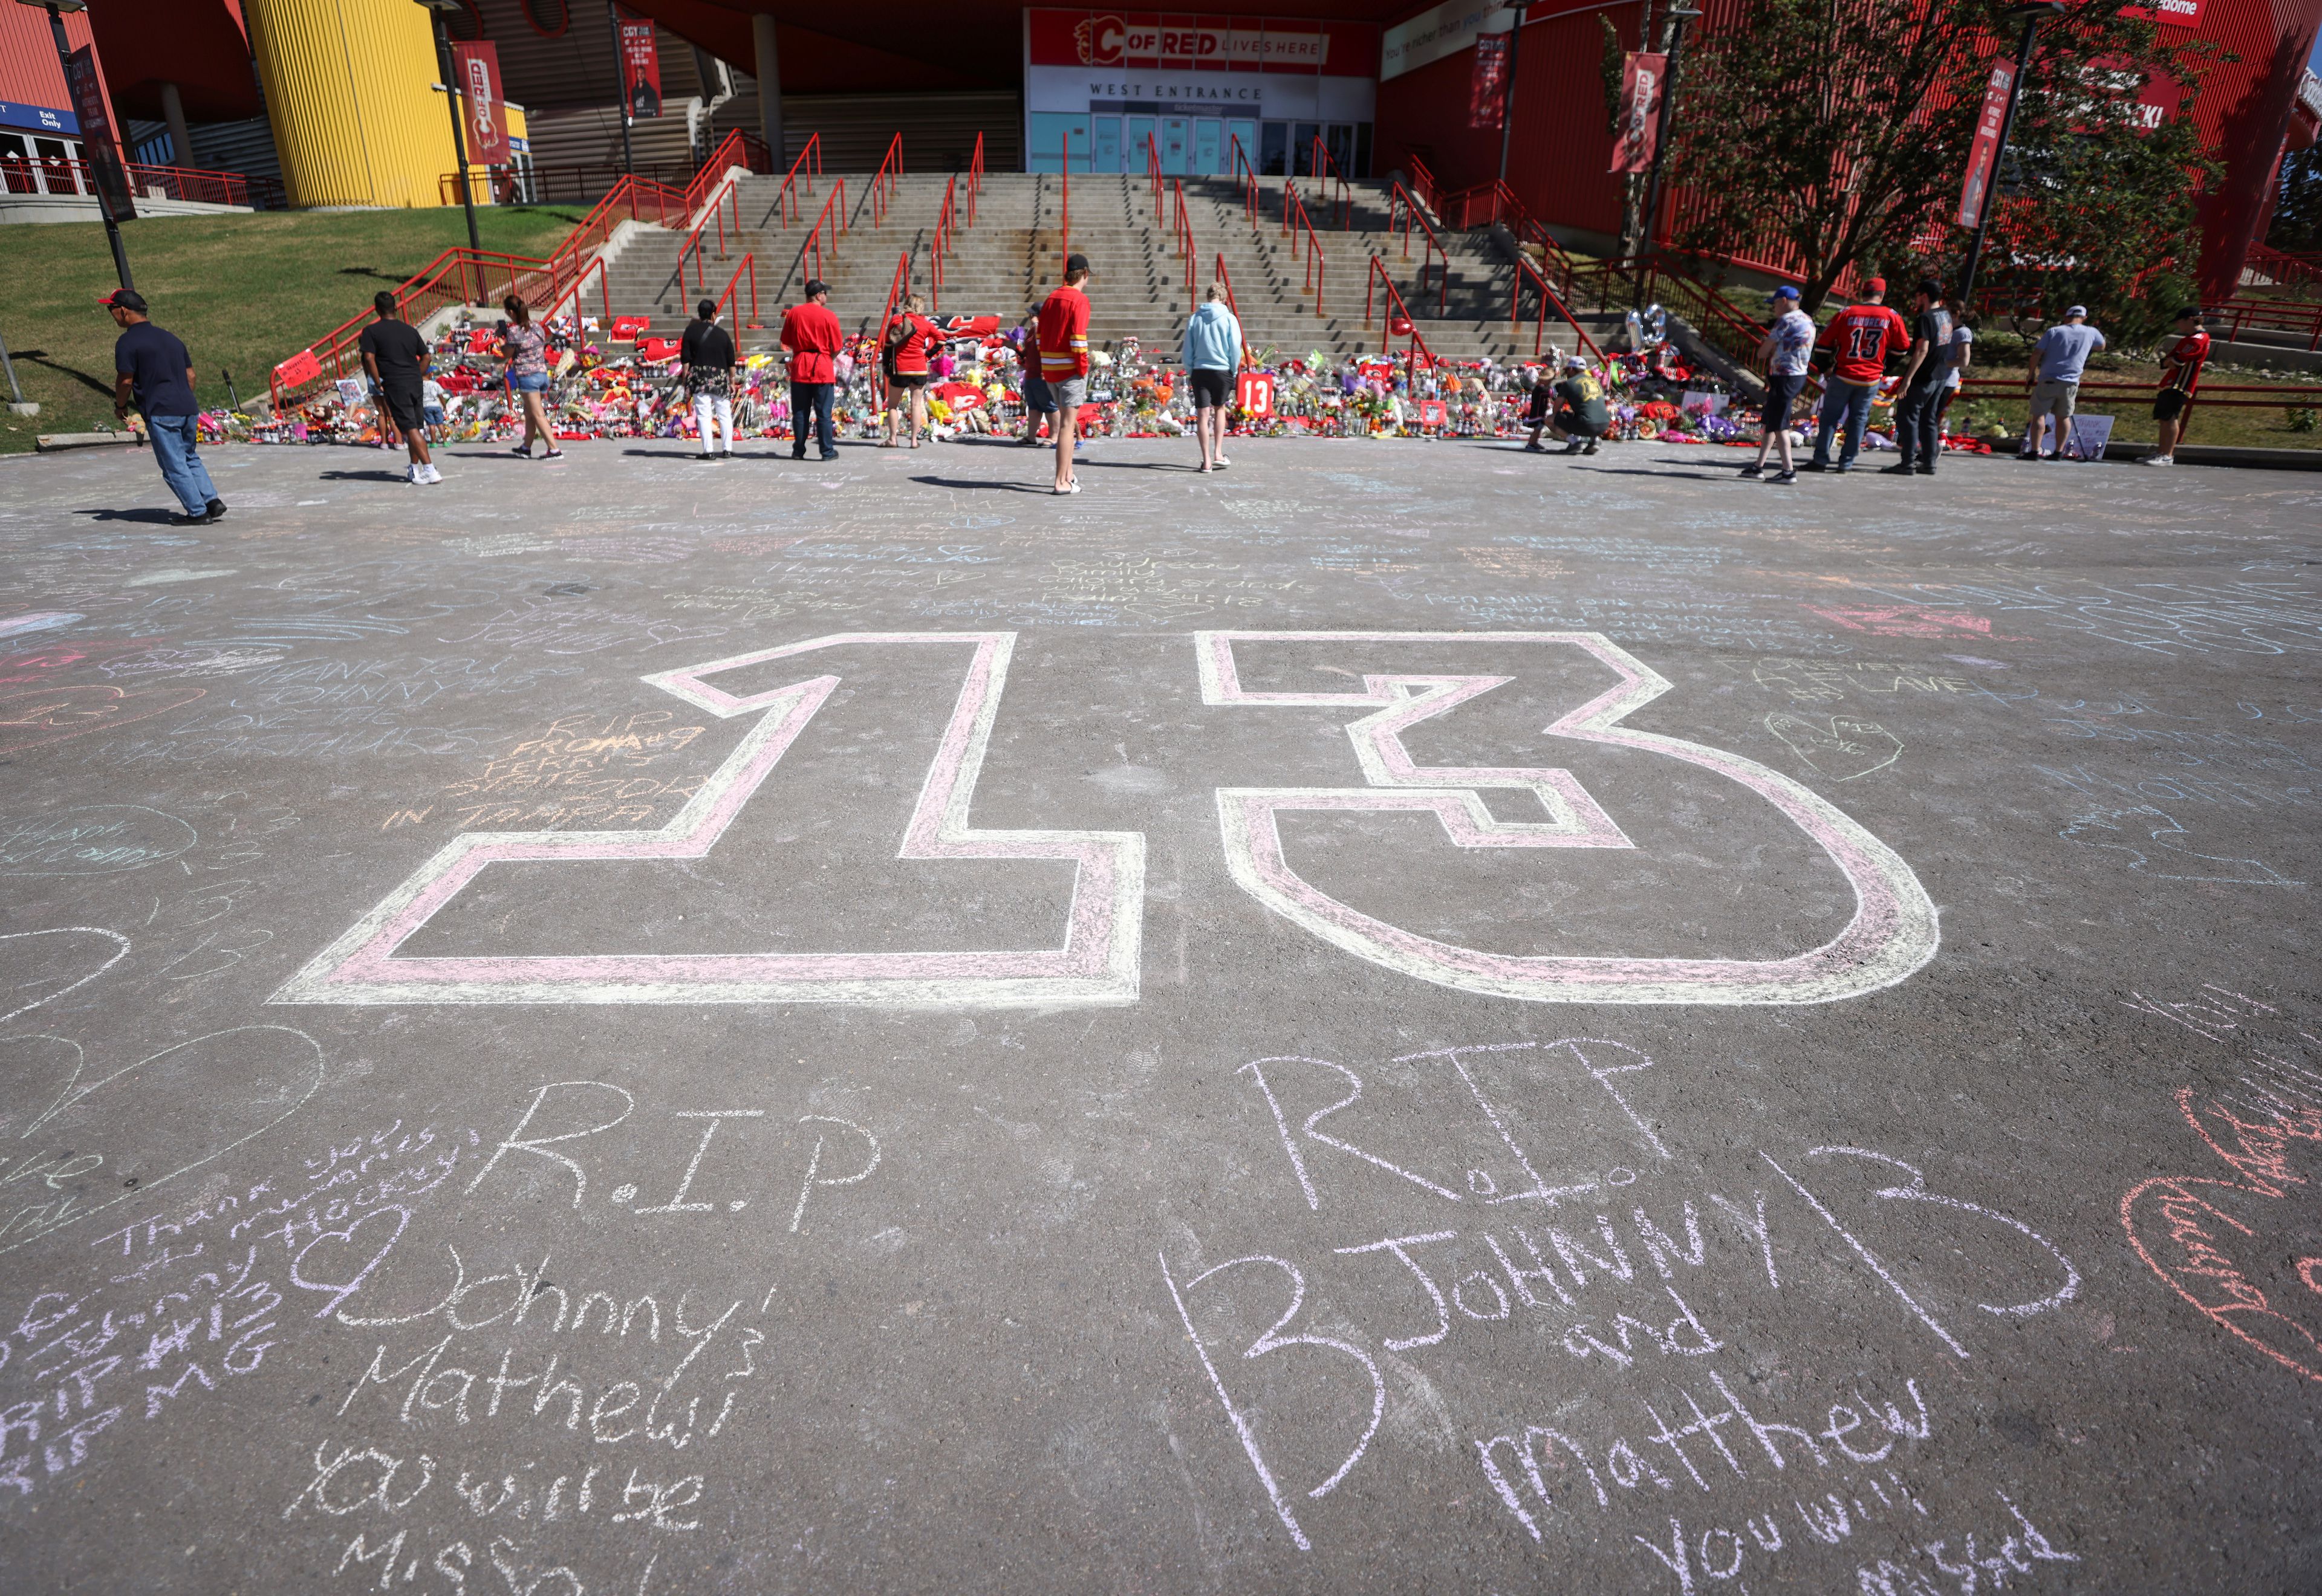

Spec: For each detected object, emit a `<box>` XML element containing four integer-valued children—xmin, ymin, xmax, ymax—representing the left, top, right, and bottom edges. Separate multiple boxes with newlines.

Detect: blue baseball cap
<box><xmin>1769</xmin><ymin>285</ymin><xmax>1801</xmax><ymax>301</ymax></box>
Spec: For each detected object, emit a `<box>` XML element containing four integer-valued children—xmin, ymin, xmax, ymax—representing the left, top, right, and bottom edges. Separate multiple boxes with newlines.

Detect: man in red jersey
<box><xmin>2140</xmin><ymin>307</ymin><xmax>2210</xmax><ymax>467</ymax></box>
<box><xmin>779</xmin><ymin>279</ymin><xmax>844</xmax><ymax>461</ymax></box>
<box><xmin>1804</xmin><ymin>277</ymin><xmax>1910</xmax><ymax>473</ymax></box>
<box><xmin>1036</xmin><ymin>253</ymin><xmax>1093</xmax><ymax>495</ymax></box>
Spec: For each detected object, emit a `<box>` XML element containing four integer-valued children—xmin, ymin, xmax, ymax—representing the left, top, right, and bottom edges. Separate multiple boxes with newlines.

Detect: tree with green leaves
<box><xmin>1663</xmin><ymin>0</ymin><xmax>2220</xmax><ymax>331</ymax></box>
<box><xmin>2268</xmin><ymin>146</ymin><xmax>2322</xmax><ymax>255</ymax></box>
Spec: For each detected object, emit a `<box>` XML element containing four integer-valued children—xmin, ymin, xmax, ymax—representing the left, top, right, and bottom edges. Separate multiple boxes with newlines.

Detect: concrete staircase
<box><xmin>582</xmin><ymin>170</ymin><xmax>1616</xmax><ymax>366</ymax></box>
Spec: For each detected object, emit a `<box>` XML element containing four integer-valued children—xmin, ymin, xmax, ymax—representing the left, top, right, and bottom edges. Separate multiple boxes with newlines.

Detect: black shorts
<box><xmin>1188</xmin><ymin>368</ymin><xmax>1232</xmax><ymax>408</ymax></box>
<box><xmin>2152</xmin><ymin>388</ymin><xmax>2190</xmax><ymax>423</ymax></box>
<box><xmin>1761</xmin><ymin>371</ymin><xmax>1807</xmax><ymax>427</ymax></box>
<box><xmin>378</xmin><ymin>382</ymin><xmax>426</xmax><ymax>432</ymax></box>
<box><xmin>888</xmin><ymin>372</ymin><xmax>928</xmax><ymax>391</ymax></box>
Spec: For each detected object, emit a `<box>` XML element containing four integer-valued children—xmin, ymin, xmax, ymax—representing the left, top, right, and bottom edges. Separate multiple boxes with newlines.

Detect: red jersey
<box><xmin>779</xmin><ymin>301</ymin><xmax>844</xmax><ymax>383</ymax></box>
<box><xmin>1037</xmin><ymin>285</ymin><xmax>1091</xmax><ymax>380</ymax></box>
<box><xmin>885</xmin><ymin>313</ymin><xmax>940</xmax><ymax>377</ymax></box>
<box><xmin>1818</xmin><ymin>303</ymin><xmax>1910</xmax><ymax>384</ymax></box>
<box><xmin>2159</xmin><ymin>328</ymin><xmax>2210</xmax><ymax>393</ymax></box>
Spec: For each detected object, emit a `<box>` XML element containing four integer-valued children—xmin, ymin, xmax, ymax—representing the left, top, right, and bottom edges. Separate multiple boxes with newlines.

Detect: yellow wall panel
<box><xmin>246</xmin><ymin>0</ymin><xmax>458</xmax><ymax>210</ymax></box>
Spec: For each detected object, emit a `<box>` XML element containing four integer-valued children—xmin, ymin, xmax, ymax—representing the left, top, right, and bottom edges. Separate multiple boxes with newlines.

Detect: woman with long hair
<box><xmin>500</xmin><ymin>295</ymin><xmax>560</xmax><ymax>459</ymax></box>
<box><xmin>880</xmin><ymin>293</ymin><xmax>939</xmax><ymax>448</ymax></box>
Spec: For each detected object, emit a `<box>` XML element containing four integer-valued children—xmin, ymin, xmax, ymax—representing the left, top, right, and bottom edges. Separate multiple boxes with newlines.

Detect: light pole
<box><xmin>1956</xmin><ymin>0</ymin><xmax>2066</xmax><ymax>313</ymax></box>
<box><xmin>19</xmin><ymin>0</ymin><xmax>132</xmax><ymax>290</ymax></box>
<box><xmin>414</xmin><ymin>0</ymin><xmax>482</xmax><ymax>253</ymax></box>
<box><xmin>1635</xmin><ymin>0</ymin><xmax>1701</xmax><ymax>304</ymax></box>
<box><xmin>1495</xmin><ymin>0</ymin><xmax>1525</xmax><ymax>187</ymax></box>
<box><xmin>607</xmin><ymin>0</ymin><xmax>636</xmax><ymax>178</ymax></box>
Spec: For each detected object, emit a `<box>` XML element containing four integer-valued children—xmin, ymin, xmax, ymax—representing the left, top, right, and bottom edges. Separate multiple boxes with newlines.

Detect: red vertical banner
<box><xmin>1957</xmin><ymin>60</ymin><xmax>2015</xmax><ymax>227</ymax></box>
<box><xmin>451</xmin><ymin>42</ymin><xmax>508</xmax><ymax>166</ymax></box>
<box><xmin>1469</xmin><ymin>33</ymin><xmax>1511</xmax><ymax>131</ymax></box>
<box><xmin>1609</xmin><ymin>51</ymin><xmax>1665</xmax><ymax>174</ymax></box>
<box><xmin>617</xmin><ymin>8</ymin><xmax>663</xmax><ymax>120</ymax></box>
<box><xmin>64</xmin><ymin>45</ymin><xmax>134</xmax><ymax>219</ymax></box>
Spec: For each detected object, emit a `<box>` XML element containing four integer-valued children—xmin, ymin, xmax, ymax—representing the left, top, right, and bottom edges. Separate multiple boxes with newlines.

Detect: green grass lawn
<box><xmin>1953</xmin><ymin>351</ymin><xmax>2322</xmax><ymax>452</ymax></box>
<box><xmin>0</xmin><ymin>205</ymin><xmax>587</xmax><ymax>452</ymax></box>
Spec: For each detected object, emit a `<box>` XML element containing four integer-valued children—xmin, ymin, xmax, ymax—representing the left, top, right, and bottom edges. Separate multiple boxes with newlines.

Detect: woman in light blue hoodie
<box><xmin>1181</xmin><ymin>284</ymin><xmax>1244</xmax><ymax>473</ymax></box>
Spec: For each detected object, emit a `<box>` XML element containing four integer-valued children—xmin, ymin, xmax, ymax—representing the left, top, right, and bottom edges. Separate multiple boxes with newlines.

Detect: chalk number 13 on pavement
<box><xmin>273</xmin><ymin>631</ymin><xmax>1938</xmax><ymax>1011</ymax></box>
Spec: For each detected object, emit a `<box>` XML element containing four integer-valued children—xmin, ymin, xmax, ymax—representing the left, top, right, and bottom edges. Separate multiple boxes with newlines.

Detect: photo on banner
<box><xmin>1469</xmin><ymin>33</ymin><xmax>1510</xmax><ymax>131</ymax></box>
<box><xmin>617</xmin><ymin>7</ymin><xmax>662</xmax><ymax>120</ymax></box>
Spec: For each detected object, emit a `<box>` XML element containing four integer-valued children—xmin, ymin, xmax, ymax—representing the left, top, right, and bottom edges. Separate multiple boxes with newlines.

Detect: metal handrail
<box><xmin>272</xmin><ymin>246</ymin><xmax>551</xmax><ymax>411</ymax></box>
<box><xmin>1307</xmin><ymin>135</ymin><xmax>1351</xmax><ymax>229</ymax></box>
<box><xmin>870</xmin><ymin>132</ymin><xmax>903</xmax><ymax>228</ymax></box>
<box><xmin>932</xmin><ymin>174</ymin><xmax>958</xmax><ymax>311</ymax></box>
<box><xmin>683</xmin><ymin>129</ymin><xmax>770</xmax><ymax>221</ymax></box>
<box><xmin>1403</xmin><ymin>153</ymin><xmax>1443</xmax><ymax>222</ymax></box>
<box><xmin>539</xmin><ymin>253</ymin><xmax>613</xmax><ymax>328</ymax></box>
<box><xmin>1364</xmin><ymin>255</ymin><xmax>1439</xmax><ymax>389</ymax></box>
<box><xmin>1059</xmin><ymin>132</ymin><xmax>1071</xmax><ymax>273</ymax></box>
<box><xmin>1283</xmin><ymin>181</ymin><xmax>1325</xmax><ymax>317</ymax></box>
<box><xmin>800</xmin><ymin>177</ymin><xmax>850</xmax><ymax>287</ymax></box>
<box><xmin>964</xmin><ymin>131</ymin><xmax>986</xmax><ymax>227</ymax></box>
<box><xmin>1214</xmin><ymin>253</ymin><xmax>1250</xmax><ymax>368</ymax></box>
<box><xmin>1146</xmin><ymin>132</ymin><xmax>1165</xmax><ymax>226</ymax></box>
<box><xmin>773</xmin><ymin>132</ymin><xmax>824</xmax><ymax>226</ymax></box>
<box><xmin>675</xmin><ymin>181</ymin><xmax>744</xmax><ymax>295</ymax></box>
<box><xmin>1510</xmin><ymin>253</ymin><xmax>1604</xmax><ymax>362</ymax></box>
<box><xmin>714</xmin><ymin>253</ymin><xmax>761</xmax><ymax>331</ymax></box>
<box><xmin>1169</xmin><ymin>180</ymin><xmax>1196</xmax><ymax>292</ymax></box>
<box><xmin>2208</xmin><ymin>296</ymin><xmax>2322</xmax><ymax>352</ymax></box>
<box><xmin>5</xmin><ymin>153</ymin><xmax>282</xmax><ymax>209</ymax></box>
<box><xmin>1385</xmin><ymin>181</ymin><xmax>1449</xmax><ymax>317</ymax></box>
<box><xmin>1229</xmin><ymin>133</ymin><xmax>1260</xmax><ymax>230</ymax></box>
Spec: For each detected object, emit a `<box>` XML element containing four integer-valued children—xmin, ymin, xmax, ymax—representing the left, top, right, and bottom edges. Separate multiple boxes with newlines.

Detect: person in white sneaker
<box><xmin>680</xmin><ymin>299</ymin><xmax>737</xmax><ymax>460</ymax></box>
<box><xmin>1181</xmin><ymin>282</ymin><xmax>1243</xmax><ymax>473</ymax></box>
<box><xmin>2142</xmin><ymin>307</ymin><xmax>2209</xmax><ymax>466</ymax></box>
<box><xmin>359</xmin><ymin>291</ymin><xmax>440</xmax><ymax>484</ymax></box>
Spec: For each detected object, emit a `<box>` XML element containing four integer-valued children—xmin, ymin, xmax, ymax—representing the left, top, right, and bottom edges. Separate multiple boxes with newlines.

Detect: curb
<box><xmin>35</xmin><ymin>432</ymin><xmax>141</xmax><ymax>452</ymax></box>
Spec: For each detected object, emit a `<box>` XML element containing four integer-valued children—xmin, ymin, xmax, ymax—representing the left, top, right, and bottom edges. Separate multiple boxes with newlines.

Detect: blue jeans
<box><xmin>146</xmin><ymin>414</ymin><xmax>216</xmax><ymax>514</ymax></box>
<box><xmin>1892</xmin><ymin>381</ymin><xmax>1946</xmax><ymax>471</ymax></box>
<box><xmin>790</xmin><ymin>380</ymin><xmax>836</xmax><ymax>457</ymax></box>
<box><xmin>1810</xmin><ymin>378</ymin><xmax>1876</xmax><ymax>469</ymax></box>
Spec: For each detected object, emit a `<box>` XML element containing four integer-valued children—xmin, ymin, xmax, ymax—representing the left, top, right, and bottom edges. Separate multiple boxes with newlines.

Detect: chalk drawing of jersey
<box><xmin>272</xmin><ymin>633</ymin><xmax>1144</xmax><ymax>1007</ymax></box>
<box><xmin>1198</xmin><ymin>631</ymin><xmax>1938</xmax><ymax>1004</ymax></box>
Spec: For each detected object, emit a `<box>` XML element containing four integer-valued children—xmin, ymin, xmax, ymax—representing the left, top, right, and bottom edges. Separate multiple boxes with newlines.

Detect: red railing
<box><xmin>1168</xmin><ymin>180</ymin><xmax>1197</xmax><ymax>292</ymax></box>
<box><xmin>2208</xmin><ymin>296</ymin><xmax>2322</xmax><ymax>352</ymax></box>
<box><xmin>272</xmin><ymin>248</ymin><xmax>550</xmax><ymax>411</ymax></box>
<box><xmin>874</xmin><ymin>248</ymin><xmax>911</xmax><ymax>409</ymax></box>
<box><xmin>964</xmin><ymin>132</ymin><xmax>986</xmax><ymax>227</ymax></box>
<box><xmin>1214</xmin><ymin>253</ymin><xmax>1250</xmax><ymax>366</ymax></box>
<box><xmin>773</xmin><ymin>132</ymin><xmax>824</xmax><ymax>226</ymax></box>
<box><xmin>1364</xmin><ymin>256</ymin><xmax>1438</xmax><ymax>388</ymax></box>
<box><xmin>1385</xmin><ymin>181</ymin><xmax>1449</xmax><ymax>316</ymax></box>
<box><xmin>714</xmin><ymin>253</ymin><xmax>761</xmax><ymax>332</ymax></box>
<box><xmin>683</xmin><ymin>129</ymin><xmax>770</xmax><ymax>219</ymax></box>
<box><xmin>1951</xmin><ymin>375</ymin><xmax>2322</xmax><ymax>437</ymax></box>
<box><xmin>869</xmin><ymin>132</ymin><xmax>903</xmax><ymax>229</ymax></box>
<box><xmin>1509</xmin><ymin>254</ymin><xmax>1604</xmax><ymax>362</ymax></box>
<box><xmin>3</xmin><ymin>154</ymin><xmax>281</xmax><ymax>209</ymax></box>
<box><xmin>1230</xmin><ymin>133</ymin><xmax>1261</xmax><ymax>230</ymax></box>
<box><xmin>1146</xmin><ymin>132</ymin><xmax>1165</xmax><ymax>227</ymax></box>
<box><xmin>1307</xmin><ymin>135</ymin><xmax>1351</xmax><ymax>230</ymax></box>
<box><xmin>674</xmin><ymin>180</ymin><xmax>745</xmax><ymax>296</ymax></box>
<box><xmin>1403</xmin><ymin>153</ymin><xmax>1444</xmax><ymax>223</ymax></box>
<box><xmin>1440</xmin><ymin>178</ymin><xmax>1584</xmax><ymax>297</ymax></box>
<box><xmin>2243</xmin><ymin>242</ymin><xmax>2322</xmax><ymax>297</ymax></box>
<box><xmin>1282</xmin><ymin>181</ymin><xmax>1326</xmax><ymax>317</ymax></box>
<box><xmin>1059</xmin><ymin>132</ymin><xmax>1072</xmax><ymax>273</ymax></box>
<box><xmin>931</xmin><ymin>174</ymin><xmax>960</xmax><ymax>311</ymax></box>
<box><xmin>539</xmin><ymin>253</ymin><xmax>614</xmax><ymax>328</ymax></box>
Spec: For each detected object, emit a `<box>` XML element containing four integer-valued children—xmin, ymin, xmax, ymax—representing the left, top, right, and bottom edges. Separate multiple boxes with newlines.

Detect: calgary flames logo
<box><xmin>1075</xmin><ymin>14</ymin><xmax>1127</xmax><ymax>65</ymax></box>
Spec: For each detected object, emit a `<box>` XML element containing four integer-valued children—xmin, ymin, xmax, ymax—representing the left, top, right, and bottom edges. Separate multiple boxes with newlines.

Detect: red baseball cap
<box><xmin>1863</xmin><ymin>277</ymin><xmax>1887</xmax><ymax>294</ymax></box>
<box><xmin>98</xmin><ymin>288</ymin><xmax>148</xmax><ymax>311</ymax></box>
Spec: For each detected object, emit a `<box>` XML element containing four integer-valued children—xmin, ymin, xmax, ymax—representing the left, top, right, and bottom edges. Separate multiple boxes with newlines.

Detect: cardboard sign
<box><xmin>334</xmin><ymin>378</ymin><xmax>368</xmax><ymax>409</ymax></box>
<box><xmin>450</xmin><ymin>42</ymin><xmax>508</xmax><ymax>166</ymax></box>
<box><xmin>1235</xmin><ymin>370</ymin><xmax>1276</xmax><ymax>416</ymax></box>
<box><xmin>272</xmin><ymin>349</ymin><xmax>322</xmax><ymax>389</ymax></box>
<box><xmin>2064</xmin><ymin>414</ymin><xmax>2114</xmax><ymax>461</ymax></box>
<box><xmin>1417</xmin><ymin>399</ymin><xmax>1448</xmax><ymax>427</ymax></box>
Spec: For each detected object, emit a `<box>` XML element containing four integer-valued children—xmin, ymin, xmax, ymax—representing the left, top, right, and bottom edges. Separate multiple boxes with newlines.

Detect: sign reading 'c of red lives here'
<box><xmin>270</xmin><ymin>631</ymin><xmax>1940</xmax><ymax>1011</ymax></box>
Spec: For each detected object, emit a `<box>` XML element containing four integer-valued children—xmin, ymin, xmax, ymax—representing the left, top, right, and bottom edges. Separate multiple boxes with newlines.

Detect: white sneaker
<box><xmin>406</xmin><ymin>463</ymin><xmax>422</xmax><ymax>484</ymax></box>
<box><xmin>421</xmin><ymin>464</ymin><xmax>443</xmax><ymax>484</ymax></box>
<box><xmin>2139</xmin><ymin>454</ymin><xmax>2173</xmax><ymax>466</ymax></box>
<box><xmin>1214</xmin><ymin>453</ymin><xmax>1231</xmax><ymax>467</ymax></box>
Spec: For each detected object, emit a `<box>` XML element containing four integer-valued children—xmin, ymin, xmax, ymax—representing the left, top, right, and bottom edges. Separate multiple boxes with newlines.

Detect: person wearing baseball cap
<box><xmin>1806</xmin><ymin>276</ymin><xmax>1908</xmax><ymax>473</ymax></box>
<box><xmin>106</xmin><ymin>288</ymin><xmax>225</xmax><ymax>526</ymax></box>
<box><xmin>1037</xmin><ymin>253</ymin><xmax>1093</xmax><ymax>493</ymax></box>
<box><xmin>1540</xmin><ymin>353</ymin><xmax>1609</xmax><ymax>455</ymax></box>
<box><xmin>2026</xmin><ymin>303</ymin><xmax>2104</xmax><ymax>461</ymax></box>
<box><xmin>779</xmin><ymin>278</ymin><xmax>844</xmax><ymax>461</ymax></box>
<box><xmin>1743</xmin><ymin>284</ymin><xmax>1813</xmax><ymax>482</ymax></box>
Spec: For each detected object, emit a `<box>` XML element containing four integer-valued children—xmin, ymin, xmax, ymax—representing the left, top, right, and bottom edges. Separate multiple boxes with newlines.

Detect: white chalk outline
<box><xmin>271</xmin><ymin>633</ymin><xmax>1144</xmax><ymax>1007</ymax></box>
<box><xmin>1199</xmin><ymin>631</ymin><xmax>1940</xmax><ymax>1004</ymax></box>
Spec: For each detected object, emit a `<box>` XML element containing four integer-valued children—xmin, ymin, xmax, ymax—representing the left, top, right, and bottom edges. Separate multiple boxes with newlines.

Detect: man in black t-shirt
<box><xmin>1882</xmin><ymin>278</ymin><xmax>1954</xmax><ymax>477</ymax></box>
<box><xmin>358</xmin><ymin>291</ymin><xmax>438</xmax><ymax>485</ymax></box>
<box><xmin>108</xmin><ymin>288</ymin><xmax>224</xmax><ymax>527</ymax></box>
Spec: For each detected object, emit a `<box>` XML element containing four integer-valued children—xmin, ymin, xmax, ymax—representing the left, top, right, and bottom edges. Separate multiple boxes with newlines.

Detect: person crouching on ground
<box><xmin>680</xmin><ymin>298</ymin><xmax>737</xmax><ymax>460</ymax></box>
<box><xmin>106</xmin><ymin>287</ymin><xmax>227</xmax><ymax>524</ymax></box>
<box><xmin>1182</xmin><ymin>282</ymin><xmax>1242</xmax><ymax>473</ymax></box>
<box><xmin>1545</xmin><ymin>355</ymin><xmax>1609</xmax><ymax>455</ymax></box>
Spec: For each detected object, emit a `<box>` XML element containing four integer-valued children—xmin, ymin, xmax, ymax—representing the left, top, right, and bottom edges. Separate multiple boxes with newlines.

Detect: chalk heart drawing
<box><xmin>272</xmin><ymin>632</ymin><xmax>1146</xmax><ymax>1007</ymax></box>
<box><xmin>1197</xmin><ymin>631</ymin><xmax>1940</xmax><ymax>1005</ymax></box>
<box><xmin>0</xmin><ymin>1024</ymin><xmax>327</xmax><ymax>1254</ymax></box>
<box><xmin>0</xmin><ymin>926</ymin><xmax>131</xmax><ymax>1029</ymax></box>
<box><xmin>0</xmin><ymin>683</ymin><xmax>205</xmax><ymax>756</ymax></box>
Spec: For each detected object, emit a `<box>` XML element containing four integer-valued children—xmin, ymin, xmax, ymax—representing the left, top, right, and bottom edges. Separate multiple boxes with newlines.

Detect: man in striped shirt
<box><xmin>1036</xmin><ymin>254</ymin><xmax>1093</xmax><ymax>495</ymax></box>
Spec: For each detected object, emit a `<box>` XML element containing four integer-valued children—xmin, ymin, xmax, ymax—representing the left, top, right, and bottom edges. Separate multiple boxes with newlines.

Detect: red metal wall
<box><xmin>0</xmin><ymin>5</ymin><xmax>108</xmax><ymax>132</ymax></box>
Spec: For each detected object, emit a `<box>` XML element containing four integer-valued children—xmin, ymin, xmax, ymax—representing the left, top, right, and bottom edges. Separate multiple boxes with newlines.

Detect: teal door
<box><xmin>1193</xmin><ymin>119</ymin><xmax>1221</xmax><ymax>175</ymax></box>
<box><xmin>1125</xmin><ymin>116</ymin><xmax>1156</xmax><ymax>171</ymax></box>
<box><xmin>1091</xmin><ymin>117</ymin><xmax>1122</xmax><ymax>173</ymax></box>
<box><xmin>1160</xmin><ymin>117</ymin><xmax>1189</xmax><ymax>175</ymax></box>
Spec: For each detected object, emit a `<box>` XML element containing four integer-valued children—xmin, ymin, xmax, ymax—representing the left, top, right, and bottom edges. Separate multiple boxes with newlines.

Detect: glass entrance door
<box><xmin>1193</xmin><ymin>119</ymin><xmax>1221</xmax><ymax>175</ymax></box>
